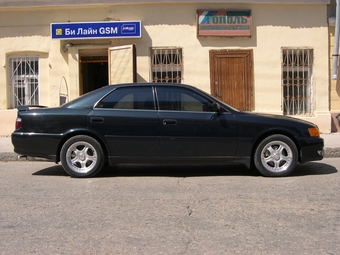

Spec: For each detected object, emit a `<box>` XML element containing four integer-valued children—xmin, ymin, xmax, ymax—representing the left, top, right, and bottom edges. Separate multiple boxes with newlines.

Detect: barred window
<box><xmin>8</xmin><ymin>56</ymin><xmax>39</xmax><ymax>108</ymax></box>
<box><xmin>150</xmin><ymin>48</ymin><xmax>182</xmax><ymax>83</ymax></box>
<box><xmin>282</xmin><ymin>48</ymin><xmax>313</xmax><ymax>116</ymax></box>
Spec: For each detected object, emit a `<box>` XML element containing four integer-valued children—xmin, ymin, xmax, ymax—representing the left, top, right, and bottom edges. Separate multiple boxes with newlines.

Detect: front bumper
<box><xmin>298</xmin><ymin>137</ymin><xmax>324</xmax><ymax>163</ymax></box>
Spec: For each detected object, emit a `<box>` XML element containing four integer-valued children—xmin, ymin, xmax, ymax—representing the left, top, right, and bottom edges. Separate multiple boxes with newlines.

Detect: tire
<box><xmin>60</xmin><ymin>135</ymin><xmax>104</xmax><ymax>178</ymax></box>
<box><xmin>254</xmin><ymin>135</ymin><xmax>298</xmax><ymax>177</ymax></box>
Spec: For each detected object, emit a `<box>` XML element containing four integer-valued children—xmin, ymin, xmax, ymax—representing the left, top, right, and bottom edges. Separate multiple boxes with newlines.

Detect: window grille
<box><xmin>150</xmin><ymin>48</ymin><xmax>182</xmax><ymax>83</ymax></box>
<box><xmin>282</xmin><ymin>48</ymin><xmax>313</xmax><ymax>116</ymax></box>
<box><xmin>8</xmin><ymin>56</ymin><xmax>39</xmax><ymax>108</ymax></box>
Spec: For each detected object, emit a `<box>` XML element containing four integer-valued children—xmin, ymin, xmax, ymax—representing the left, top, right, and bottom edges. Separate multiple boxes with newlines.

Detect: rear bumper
<box><xmin>298</xmin><ymin>137</ymin><xmax>324</xmax><ymax>163</ymax></box>
<box><xmin>11</xmin><ymin>132</ymin><xmax>60</xmax><ymax>161</ymax></box>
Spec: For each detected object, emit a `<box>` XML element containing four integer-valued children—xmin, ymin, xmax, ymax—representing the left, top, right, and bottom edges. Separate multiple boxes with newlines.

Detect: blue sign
<box><xmin>51</xmin><ymin>21</ymin><xmax>142</xmax><ymax>40</ymax></box>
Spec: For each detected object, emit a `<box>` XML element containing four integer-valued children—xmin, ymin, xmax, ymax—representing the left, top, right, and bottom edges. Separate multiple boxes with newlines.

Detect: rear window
<box><xmin>96</xmin><ymin>87</ymin><xmax>154</xmax><ymax>110</ymax></box>
<box><xmin>63</xmin><ymin>86</ymin><xmax>114</xmax><ymax>109</ymax></box>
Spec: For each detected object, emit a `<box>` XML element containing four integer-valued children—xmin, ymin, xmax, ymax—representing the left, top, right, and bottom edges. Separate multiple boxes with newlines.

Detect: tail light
<box><xmin>15</xmin><ymin>117</ymin><xmax>22</xmax><ymax>130</ymax></box>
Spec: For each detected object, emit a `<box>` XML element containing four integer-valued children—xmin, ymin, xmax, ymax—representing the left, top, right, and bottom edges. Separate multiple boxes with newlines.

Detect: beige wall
<box><xmin>0</xmin><ymin>3</ymin><xmax>331</xmax><ymax>134</ymax></box>
<box><xmin>0</xmin><ymin>0</ymin><xmax>330</xmax><ymax>8</ymax></box>
<box><xmin>329</xmin><ymin>24</ymin><xmax>340</xmax><ymax>112</ymax></box>
<box><xmin>328</xmin><ymin>17</ymin><xmax>340</xmax><ymax>132</ymax></box>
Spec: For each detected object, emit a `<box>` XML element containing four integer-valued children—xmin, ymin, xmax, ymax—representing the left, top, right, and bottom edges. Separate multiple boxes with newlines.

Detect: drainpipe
<box><xmin>332</xmin><ymin>0</ymin><xmax>340</xmax><ymax>80</ymax></box>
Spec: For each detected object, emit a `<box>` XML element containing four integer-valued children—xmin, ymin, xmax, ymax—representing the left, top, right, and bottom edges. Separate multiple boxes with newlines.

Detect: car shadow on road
<box><xmin>32</xmin><ymin>164</ymin><xmax>69</xmax><ymax>177</ymax></box>
<box><xmin>32</xmin><ymin>161</ymin><xmax>338</xmax><ymax>178</ymax></box>
<box><xmin>99</xmin><ymin>164</ymin><xmax>261</xmax><ymax>178</ymax></box>
<box><xmin>290</xmin><ymin>162</ymin><xmax>338</xmax><ymax>177</ymax></box>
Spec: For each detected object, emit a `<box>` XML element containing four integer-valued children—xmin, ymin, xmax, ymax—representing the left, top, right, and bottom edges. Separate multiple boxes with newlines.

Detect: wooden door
<box><xmin>108</xmin><ymin>45</ymin><xmax>136</xmax><ymax>84</ymax></box>
<box><xmin>210</xmin><ymin>49</ymin><xmax>254</xmax><ymax>111</ymax></box>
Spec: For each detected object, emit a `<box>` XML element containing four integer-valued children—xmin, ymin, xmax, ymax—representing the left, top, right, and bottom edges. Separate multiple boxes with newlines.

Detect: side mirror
<box><xmin>212</xmin><ymin>102</ymin><xmax>221</xmax><ymax>112</ymax></box>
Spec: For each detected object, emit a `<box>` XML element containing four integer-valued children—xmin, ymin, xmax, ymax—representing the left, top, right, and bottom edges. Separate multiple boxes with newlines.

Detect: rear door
<box><xmin>156</xmin><ymin>86</ymin><xmax>238</xmax><ymax>161</ymax></box>
<box><xmin>87</xmin><ymin>86</ymin><xmax>159</xmax><ymax>162</ymax></box>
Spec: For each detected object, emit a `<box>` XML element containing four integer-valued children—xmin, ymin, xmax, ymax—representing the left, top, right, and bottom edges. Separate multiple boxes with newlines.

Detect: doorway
<box><xmin>80</xmin><ymin>50</ymin><xmax>108</xmax><ymax>95</ymax></box>
<box><xmin>209</xmin><ymin>49</ymin><xmax>254</xmax><ymax>111</ymax></box>
<box><xmin>79</xmin><ymin>45</ymin><xmax>137</xmax><ymax>95</ymax></box>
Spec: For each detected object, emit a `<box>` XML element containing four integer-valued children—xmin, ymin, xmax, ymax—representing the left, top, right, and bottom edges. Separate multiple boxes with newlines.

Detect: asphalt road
<box><xmin>0</xmin><ymin>159</ymin><xmax>339</xmax><ymax>255</ymax></box>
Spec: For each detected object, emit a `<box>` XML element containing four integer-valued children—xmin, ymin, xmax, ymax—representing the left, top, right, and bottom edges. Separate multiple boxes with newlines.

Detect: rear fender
<box><xmin>56</xmin><ymin>129</ymin><xmax>109</xmax><ymax>164</ymax></box>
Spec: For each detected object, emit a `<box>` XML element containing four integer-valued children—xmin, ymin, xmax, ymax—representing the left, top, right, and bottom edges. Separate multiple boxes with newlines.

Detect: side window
<box><xmin>96</xmin><ymin>87</ymin><xmax>154</xmax><ymax>110</ymax></box>
<box><xmin>156</xmin><ymin>87</ymin><xmax>213</xmax><ymax>112</ymax></box>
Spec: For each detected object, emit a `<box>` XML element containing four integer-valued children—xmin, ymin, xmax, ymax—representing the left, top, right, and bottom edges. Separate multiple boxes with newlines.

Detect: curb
<box><xmin>324</xmin><ymin>148</ymin><xmax>340</xmax><ymax>158</ymax></box>
<box><xmin>1</xmin><ymin>148</ymin><xmax>339</xmax><ymax>162</ymax></box>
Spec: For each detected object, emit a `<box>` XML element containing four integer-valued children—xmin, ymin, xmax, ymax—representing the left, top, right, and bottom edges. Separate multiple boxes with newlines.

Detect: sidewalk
<box><xmin>322</xmin><ymin>133</ymin><xmax>340</xmax><ymax>157</ymax></box>
<box><xmin>0</xmin><ymin>134</ymin><xmax>339</xmax><ymax>161</ymax></box>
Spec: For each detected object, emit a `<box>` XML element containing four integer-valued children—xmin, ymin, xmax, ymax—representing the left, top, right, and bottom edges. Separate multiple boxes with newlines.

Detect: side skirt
<box><xmin>108</xmin><ymin>156</ymin><xmax>251</xmax><ymax>169</ymax></box>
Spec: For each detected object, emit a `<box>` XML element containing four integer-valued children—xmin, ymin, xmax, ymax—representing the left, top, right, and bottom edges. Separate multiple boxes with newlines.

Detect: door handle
<box><xmin>163</xmin><ymin>119</ymin><xmax>177</xmax><ymax>125</ymax></box>
<box><xmin>90</xmin><ymin>117</ymin><xmax>104</xmax><ymax>123</ymax></box>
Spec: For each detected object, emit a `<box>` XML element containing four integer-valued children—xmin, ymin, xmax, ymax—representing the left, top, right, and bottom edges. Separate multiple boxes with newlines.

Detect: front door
<box><xmin>156</xmin><ymin>86</ymin><xmax>238</xmax><ymax>161</ymax></box>
<box><xmin>210</xmin><ymin>49</ymin><xmax>254</xmax><ymax>111</ymax></box>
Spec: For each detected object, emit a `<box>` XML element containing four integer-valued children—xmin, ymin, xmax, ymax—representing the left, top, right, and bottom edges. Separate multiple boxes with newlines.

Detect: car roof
<box><xmin>111</xmin><ymin>82</ymin><xmax>190</xmax><ymax>87</ymax></box>
<box><xmin>63</xmin><ymin>83</ymin><xmax>192</xmax><ymax>109</ymax></box>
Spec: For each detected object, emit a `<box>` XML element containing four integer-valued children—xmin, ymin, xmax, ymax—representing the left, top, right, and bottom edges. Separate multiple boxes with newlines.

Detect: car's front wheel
<box><xmin>60</xmin><ymin>135</ymin><xmax>104</xmax><ymax>178</ymax></box>
<box><xmin>254</xmin><ymin>135</ymin><xmax>298</xmax><ymax>177</ymax></box>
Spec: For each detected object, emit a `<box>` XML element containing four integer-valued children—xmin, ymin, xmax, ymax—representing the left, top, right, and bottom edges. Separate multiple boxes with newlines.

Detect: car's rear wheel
<box><xmin>254</xmin><ymin>134</ymin><xmax>298</xmax><ymax>177</ymax></box>
<box><xmin>60</xmin><ymin>135</ymin><xmax>104</xmax><ymax>178</ymax></box>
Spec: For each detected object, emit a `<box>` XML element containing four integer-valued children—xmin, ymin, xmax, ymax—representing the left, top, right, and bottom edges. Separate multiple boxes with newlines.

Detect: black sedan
<box><xmin>12</xmin><ymin>83</ymin><xmax>324</xmax><ymax>178</ymax></box>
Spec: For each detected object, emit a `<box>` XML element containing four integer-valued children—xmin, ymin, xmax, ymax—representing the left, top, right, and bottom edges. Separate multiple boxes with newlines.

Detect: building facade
<box><xmin>0</xmin><ymin>0</ymin><xmax>331</xmax><ymax>135</ymax></box>
<box><xmin>328</xmin><ymin>0</ymin><xmax>340</xmax><ymax>131</ymax></box>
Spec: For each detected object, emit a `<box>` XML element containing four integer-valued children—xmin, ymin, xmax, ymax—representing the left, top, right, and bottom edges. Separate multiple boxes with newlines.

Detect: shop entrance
<box><xmin>80</xmin><ymin>50</ymin><xmax>108</xmax><ymax>95</ymax></box>
<box><xmin>209</xmin><ymin>49</ymin><xmax>254</xmax><ymax>111</ymax></box>
<box><xmin>79</xmin><ymin>45</ymin><xmax>136</xmax><ymax>95</ymax></box>
<box><xmin>81</xmin><ymin>60</ymin><xmax>108</xmax><ymax>94</ymax></box>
